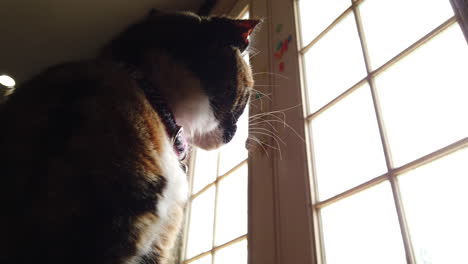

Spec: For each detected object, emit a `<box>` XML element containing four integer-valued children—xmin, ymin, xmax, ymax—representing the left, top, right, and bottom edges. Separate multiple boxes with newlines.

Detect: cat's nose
<box><xmin>222</xmin><ymin>123</ymin><xmax>237</xmax><ymax>144</ymax></box>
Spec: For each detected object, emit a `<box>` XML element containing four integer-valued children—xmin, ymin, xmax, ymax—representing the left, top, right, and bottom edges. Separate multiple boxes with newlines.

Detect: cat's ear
<box><xmin>204</xmin><ymin>17</ymin><xmax>261</xmax><ymax>50</ymax></box>
<box><xmin>231</xmin><ymin>19</ymin><xmax>261</xmax><ymax>47</ymax></box>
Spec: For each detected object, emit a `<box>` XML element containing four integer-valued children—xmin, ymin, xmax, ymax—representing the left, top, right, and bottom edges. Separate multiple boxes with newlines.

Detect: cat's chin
<box><xmin>189</xmin><ymin>128</ymin><xmax>224</xmax><ymax>150</ymax></box>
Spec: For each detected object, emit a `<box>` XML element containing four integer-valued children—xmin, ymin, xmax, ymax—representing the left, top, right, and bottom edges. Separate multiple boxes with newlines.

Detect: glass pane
<box><xmin>375</xmin><ymin>24</ymin><xmax>468</xmax><ymax>167</ymax></box>
<box><xmin>298</xmin><ymin>0</ymin><xmax>350</xmax><ymax>46</ymax></box>
<box><xmin>399</xmin><ymin>147</ymin><xmax>468</xmax><ymax>264</ymax></box>
<box><xmin>215</xmin><ymin>165</ymin><xmax>248</xmax><ymax>245</ymax></box>
<box><xmin>214</xmin><ymin>239</ymin><xmax>248</xmax><ymax>264</ymax></box>
<box><xmin>218</xmin><ymin>109</ymin><xmax>249</xmax><ymax>175</ymax></box>
<box><xmin>359</xmin><ymin>0</ymin><xmax>454</xmax><ymax>69</ymax></box>
<box><xmin>188</xmin><ymin>254</ymin><xmax>212</xmax><ymax>264</ymax></box>
<box><xmin>310</xmin><ymin>83</ymin><xmax>387</xmax><ymax>200</ymax></box>
<box><xmin>320</xmin><ymin>182</ymin><xmax>406</xmax><ymax>264</ymax></box>
<box><xmin>192</xmin><ymin>148</ymin><xmax>218</xmax><ymax>194</ymax></box>
<box><xmin>186</xmin><ymin>187</ymin><xmax>216</xmax><ymax>259</ymax></box>
<box><xmin>304</xmin><ymin>12</ymin><xmax>367</xmax><ymax>113</ymax></box>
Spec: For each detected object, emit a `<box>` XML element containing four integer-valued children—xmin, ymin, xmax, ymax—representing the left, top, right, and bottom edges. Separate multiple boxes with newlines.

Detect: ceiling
<box><xmin>0</xmin><ymin>0</ymin><xmax>205</xmax><ymax>83</ymax></box>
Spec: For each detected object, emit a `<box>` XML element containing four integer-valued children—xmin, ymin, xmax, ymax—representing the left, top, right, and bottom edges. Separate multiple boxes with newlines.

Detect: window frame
<box><xmin>451</xmin><ymin>0</ymin><xmax>468</xmax><ymax>42</ymax></box>
<box><xmin>248</xmin><ymin>0</ymin><xmax>315</xmax><ymax>264</ymax></box>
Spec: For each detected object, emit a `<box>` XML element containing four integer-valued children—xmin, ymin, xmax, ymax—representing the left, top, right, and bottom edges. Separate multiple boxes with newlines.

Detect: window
<box><xmin>180</xmin><ymin>7</ymin><xmax>251</xmax><ymax>264</ymax></box>
<box><xmin>297</xmin><ymin>0</ymin><xmax>468</xmax><ymax>263</ymax></box>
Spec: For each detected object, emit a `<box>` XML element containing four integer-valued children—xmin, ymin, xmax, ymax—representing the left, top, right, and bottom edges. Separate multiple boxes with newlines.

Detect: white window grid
<box><xmin>182</xmin><ymin>156</ymin><xmax>248</xmax><ymax>264</ymax></box>
<box><xmin>296</xmin><ymin>0</ymin><xmax>468</xmax><ymax>263</ymax></box>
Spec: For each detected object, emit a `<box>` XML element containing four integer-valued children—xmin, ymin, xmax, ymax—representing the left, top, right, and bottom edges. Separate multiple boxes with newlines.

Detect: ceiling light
<box><xmin>0</xmin><ymin>74</ymin><xmax>16</xmax><ymax>88</ymax></box>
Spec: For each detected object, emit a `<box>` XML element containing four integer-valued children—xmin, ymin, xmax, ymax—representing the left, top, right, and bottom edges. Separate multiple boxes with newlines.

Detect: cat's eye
<box><xmin>173</xmin><ymin>127</ymin><xmax>188</xmax><ymax>161</ymax></box>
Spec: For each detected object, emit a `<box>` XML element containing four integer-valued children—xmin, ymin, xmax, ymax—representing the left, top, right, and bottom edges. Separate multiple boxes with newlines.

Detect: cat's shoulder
<box><xmin>0</xmin><ymin>58</ymin><xmax>167</xmax><ymax>162</ymax></box>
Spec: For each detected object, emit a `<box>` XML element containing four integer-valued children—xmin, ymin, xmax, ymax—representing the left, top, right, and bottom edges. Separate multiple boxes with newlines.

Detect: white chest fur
<box><xmin>137</xmin><ymin>139</ymin><xmax>189</xmax><ymax>257</ymax></box>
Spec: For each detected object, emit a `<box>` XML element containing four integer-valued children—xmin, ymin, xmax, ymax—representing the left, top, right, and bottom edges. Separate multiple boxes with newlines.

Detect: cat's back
<box><xmin>0</xmin><ymin>60</ymin><xmax>174</xmax><ymax>263</ymax></box>
<box><xmin>0</xmin><ymin>59</ymin><xmax>156</xmax><ymax>182</ymax></box>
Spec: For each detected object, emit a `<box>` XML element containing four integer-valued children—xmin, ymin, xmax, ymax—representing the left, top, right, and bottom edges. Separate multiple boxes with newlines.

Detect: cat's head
<box><xmin>107</xmin><ymin>10</ymin><xmax>260</xmax><ymax>150</ymax></box>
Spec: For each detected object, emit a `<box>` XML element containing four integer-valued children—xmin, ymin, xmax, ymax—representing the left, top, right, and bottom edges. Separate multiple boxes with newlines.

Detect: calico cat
<box><xmin>0</xmin><ymin>10</ymin><xmax>259</xmax><ymax>264</ymax></box>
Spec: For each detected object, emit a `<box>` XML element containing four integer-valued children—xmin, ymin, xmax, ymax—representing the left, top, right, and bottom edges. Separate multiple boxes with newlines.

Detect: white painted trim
<box><xmin>249</xmin><ymin>0</ymin><xmax>315</xmax><ymax>263</ymax></box>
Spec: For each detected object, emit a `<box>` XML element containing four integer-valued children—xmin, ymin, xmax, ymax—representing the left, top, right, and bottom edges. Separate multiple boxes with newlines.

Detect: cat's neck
<box><xmin>119</xmin><ymin>60</ymin><xmax>188</xmax><ymax>158</ymax></box>
<box><xmin>108</xmin><ymin>50</ymin><xmax>222</xmax><ymax>150</ymax></box>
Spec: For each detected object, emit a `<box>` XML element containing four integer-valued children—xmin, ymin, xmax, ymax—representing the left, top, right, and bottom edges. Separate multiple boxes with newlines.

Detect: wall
<box><xmin>0</xmin><ymin>0</ymin><xmax>203</xmax><ymax>83</ymax></box>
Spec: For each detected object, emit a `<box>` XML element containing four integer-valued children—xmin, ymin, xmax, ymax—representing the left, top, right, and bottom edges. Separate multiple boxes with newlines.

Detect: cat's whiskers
<box><xmin>249</xmin><ymin>89</ymin><xmax>272</xmax><ymax>111</ymax></box>
<box><xmin>250</xmin><ymin>88</ymin><xmax>272</xmax><ymax>102</ymax></box>
<box><xmin>249</xmin><ymin>129</ymin><xmax>283</xmax><ymax>160</ymax></box>
<box><xmin>247</xmin><ymin>135</ymin><xmax>279</xmax><ymax>153</ymax></box>
<box><xmin>250</xmin><ymin>118</ymin><xmax>305</xmax><ymax>142</ymax></box>
<box><xmin>247</xmin><ymin>47</ymin><xmax>260</xmax><ymax>59</ymax></box>
<box><xmin>246</xmin><ymin>135</ymin><xmax>270</xmax><ymax>158</ymax></box>
<box><xmin>248</xmin><ymin>135</ymin><xmax>279</xmax><ymax>150</ymax></box>
<box><xmin>250</xmin><ymin>119</ymin><xmax>278</xmax><ymax>133</ymax></box>
<box><xmin>249</xmin><ymin>111</ymin><xmax>286</xmax><ymax>126</ymax></box>
<box><xmin>245</xmin><ymin>104</ymin><xmax>305</xmax><ymax>159</ymax></box>
<box><xmin>250</xmin><ymin>127</ymin><xmax>285</xmax><ymax>145</ymax></box>
<box><xmin>250</xmin><ymin>112</ymin><xmax>280</xmax><ymax>131</ymax></box>
<box><xmin>253</xmin><ymin>84</ymin><xmax>280</xmax><ymax>87</ymax></box>
<box><xmin>252</xmin><ymin>72</ymin><xmax>289</xmax><ymax>80</ymax></box>
<box><xmin>247</xmin><ymin>101</ymin><xmax>260</xmax><ymax>110</ymax></box>
<box><xmin>249</xmin><ymin>104</ymin><xmax>301</xmax><ymax>121</ymax></box>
